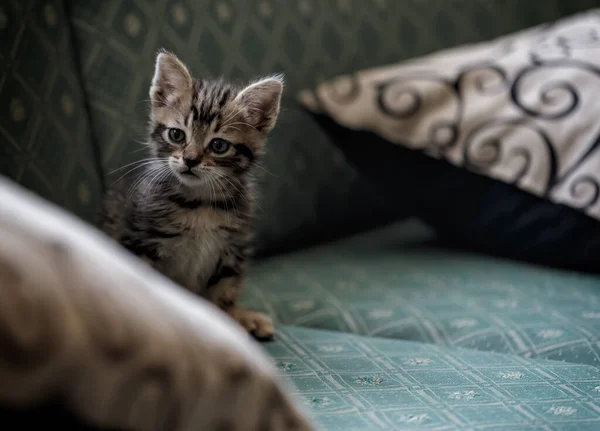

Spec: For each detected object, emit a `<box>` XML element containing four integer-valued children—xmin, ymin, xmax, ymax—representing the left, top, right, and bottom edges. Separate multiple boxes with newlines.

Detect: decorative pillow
<box><xmin>0</xmin><ymin>175</ymin><xmax>313</xmax><ymax>431</ymax></box>
<box><xmin>298</xmin><ymin>9</ymin><xmax>600</xmax><ymax>272</ymax></box>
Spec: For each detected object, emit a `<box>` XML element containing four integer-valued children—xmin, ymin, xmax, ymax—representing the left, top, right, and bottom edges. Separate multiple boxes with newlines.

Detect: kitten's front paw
<box><xmin>228</xmin><ymin>308</ymin><xmax>275</xmax><ymax>342</ymax></box>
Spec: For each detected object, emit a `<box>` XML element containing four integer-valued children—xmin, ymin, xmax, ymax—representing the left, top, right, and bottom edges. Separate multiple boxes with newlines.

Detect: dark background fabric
<box><xmin>0</xmin><ymin>0</ymin><xmax>103</xmax><ymax>222</ymax></box>
<box><xmin>64</xmin><ymin>0</ymin><xmax>600</xmax><ymax>255</ymax></box>
<box><xmin>308</xmin><ymin>111</ymin><xmax>600</xmax><ymax>273</ymax></box>
<box><xmin>2</xmin><ymin>0</ymin><xmax>600</xmax><ymax>254</ymax></box>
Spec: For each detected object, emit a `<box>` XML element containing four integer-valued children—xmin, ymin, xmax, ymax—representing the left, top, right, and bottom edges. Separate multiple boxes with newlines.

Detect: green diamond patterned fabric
<box><xmin>269</xmin><ymin>326</ymin><xmax>600</xmax><ymax>430</ymax></box>
<box><xmin>65</xmin><ymin>0</ymin><xmax>600</xmax><ymax>254</ymax></box>
<box><xmin>245</xmin><ymin>221</ymin><xmax>600</xmax><ymax>368</ymax></box>
<box><xmin>0</xmin><ymin>0</ymin><xmax>103</xmax><ymax>222</ymax></box>
<box><xmin>66</xmin><ymin>0</ymin><xmax>410</xmax><ymax>254</ymax></box>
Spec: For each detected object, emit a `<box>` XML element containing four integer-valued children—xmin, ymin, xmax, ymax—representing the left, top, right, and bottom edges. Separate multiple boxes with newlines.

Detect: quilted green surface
<box><xmin>246</xmin><ymin>221</ymin><xmax>600</xmax><ymax>368</ymax></box>
<box><xmin>268</xmin><ymin>326</ymin><xmax>600</xmax><ymax>430</ymax></box>
<box><xmin>65</xmin><ymin>0</ymin><xmax>600</xmax><ymax>253</ymax></box>
<box><xmin>0</xmin><ymin>0</ymin><xmax>103</xmax><ymax>222</ymax></box>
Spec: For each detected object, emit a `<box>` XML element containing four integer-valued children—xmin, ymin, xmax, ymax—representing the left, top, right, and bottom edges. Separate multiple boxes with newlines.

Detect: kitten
<box><xmin>97</xmin><ymin>50</ymin><xmax>283</xmax><ymax>341</ymax></box>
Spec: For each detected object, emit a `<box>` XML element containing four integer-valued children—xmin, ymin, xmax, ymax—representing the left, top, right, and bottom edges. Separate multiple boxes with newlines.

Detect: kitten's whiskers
<box><xmin>224</xmin><ymin>121</ymin><xmax>258</xmax><ymax>132</ymax></box>
<box><xmin>210</xmin><ymin>170</ymin><xmax>261</xmax><ymax>215</ymax></box>
<box><xmin>126</xmin><ymin>163</ymin><xmax>170</xmax><ymax>203</ymax></box>
<box><xmin>145</xmin><ymin>165</ymin><xmax>172</xmax><ymax>198</ymax></box>
<box><xmin>109</xmin><ymin>157</ymin><xmax>167</xmax><ymax>183</ymax></box>
<box><xmin>252</xmin><ymin>163</ymin><xmax>279</xmax><ymax>179</ymax></box>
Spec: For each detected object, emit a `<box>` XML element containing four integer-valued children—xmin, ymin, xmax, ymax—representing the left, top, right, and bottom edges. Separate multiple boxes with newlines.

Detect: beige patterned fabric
<box><xmin>300</xmin><ymin>10</ymin><xmax>600</xmax><ymax>223</ymax></box>
<box><xmin>0</xmin><ymin>175</ymin><xmax>313</xmax><ymax>431</ymax></box>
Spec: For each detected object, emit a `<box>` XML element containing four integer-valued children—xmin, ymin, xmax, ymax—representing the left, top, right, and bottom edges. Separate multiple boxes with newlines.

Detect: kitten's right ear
<box><xmin>149</xmin><ymin>50</ymin><xmax>193</xmax><ymax>107</ymax></box>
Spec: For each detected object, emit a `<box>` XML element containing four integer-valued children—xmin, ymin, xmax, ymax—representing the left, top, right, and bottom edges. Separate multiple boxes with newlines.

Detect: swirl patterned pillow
<box><xmin>0</xmin><ymin>176</ymin><xmax>313</xmax><ymax>431</ymax></box>
<box><xmin>299</xmin><ymin>9</ymin><xmax>600</xmax><ymax>273</ymax></box>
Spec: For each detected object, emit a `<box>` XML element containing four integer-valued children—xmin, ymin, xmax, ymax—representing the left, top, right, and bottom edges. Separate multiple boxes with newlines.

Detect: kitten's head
<box><xmin>148</xmin><ymin>50</ymin><xmax>283</xmax><ymax>189</ymax></box>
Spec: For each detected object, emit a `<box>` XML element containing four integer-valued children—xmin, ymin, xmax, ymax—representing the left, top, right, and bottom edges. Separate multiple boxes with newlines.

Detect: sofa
<box><xmin>3</xmin><ymin>1</ymin><xmax>600</xmax><ymax>429</ymax></box>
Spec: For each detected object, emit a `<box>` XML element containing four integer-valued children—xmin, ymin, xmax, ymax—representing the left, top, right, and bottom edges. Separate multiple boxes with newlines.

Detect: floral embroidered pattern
<box><xmin>406</xmin><ymin>357</ymin><xmax>432</xmax><ymax>366</ymax></box>
<box><xmin>537</xmin><ymin>329</ymin><xmax>564</xmax><ymax>339</ymax></box>
<box><xmin>447</xmin><ymin>390</ymin><xmax>478</xmax><ymax>401</ymax></box>
<box><xmin>304</xmin><ymin>397</ymin><xmax>332</xmax><ymax>408</ymax></box>
<box><xmin>356</xmin><ymin>375</ymin><xmax>385</xmax><ymax>385</ymax></box>
<box><xmin>264</xmin><ymin>321</ymin><xmax>600</xmax><ymax>428</ymax></box>
<box><xmin>548</xmin><ymin>406</ymin><xmax>577</xmax><ymax>416</ymax></box>
<box><xmin>318</xmin><ymin>345</ymin><xmax>345</xmax><ymax>353</ymax></box>
<box><xmin>277</xmin><ymin>362</ymin><xmax>294</xmax><ymax>371</ymax></box>
<box><xmin>398</xmin><ymin>413</ymin><xmax>430</xmax><ymax>425</ymax></box>
<box><xmin>451</xmin><ymin>318</ymin><xmax>478</xmax><ymax>329</ymax></box>
<box><xmin>499</xmin><ymin>371</ymin><xmax>524</xmax><ymax>380</ymax></box>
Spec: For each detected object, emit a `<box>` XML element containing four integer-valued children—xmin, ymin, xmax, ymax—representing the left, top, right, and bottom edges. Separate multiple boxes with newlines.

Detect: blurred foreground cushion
<box><xmin>298</xmin><ymin>9</ymin><xmax>600</xmax><ymax>273</ymax></box>
<box><xmin>0</xmin><ymin>175</ymin><xmax>314</xmax><ymax>431</ymax></box>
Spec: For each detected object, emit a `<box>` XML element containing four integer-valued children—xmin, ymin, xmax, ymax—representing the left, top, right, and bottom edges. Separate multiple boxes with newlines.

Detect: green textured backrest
<box><xmin>0</xmin><ymin>0</ymin><xmax>103</xmax><ymax>222</ymax></box>
<box><xmin>2</xmin><ymin>0</ymin><xmax>598</xmax><ymax>253</ymax></box>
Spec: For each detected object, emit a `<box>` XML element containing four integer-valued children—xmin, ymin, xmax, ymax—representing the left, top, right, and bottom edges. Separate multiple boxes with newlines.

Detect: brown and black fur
<box><xmin>97</xmin><ymin>50</ymin><xmax>283</xmax><ymax>340</ymax></box>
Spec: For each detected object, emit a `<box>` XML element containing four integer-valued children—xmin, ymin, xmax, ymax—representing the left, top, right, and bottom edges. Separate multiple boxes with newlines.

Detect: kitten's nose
<box><xmin>183</xmin><ymin>157</ymin><xmax>200</xmax><ymax>168</ymax></box>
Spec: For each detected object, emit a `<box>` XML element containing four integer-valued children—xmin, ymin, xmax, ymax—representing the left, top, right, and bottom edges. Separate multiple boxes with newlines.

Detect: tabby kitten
<box><xmin>98</xmin><ymin>50</ymin><xmax>283</xmax><ymax>341</ymax></box>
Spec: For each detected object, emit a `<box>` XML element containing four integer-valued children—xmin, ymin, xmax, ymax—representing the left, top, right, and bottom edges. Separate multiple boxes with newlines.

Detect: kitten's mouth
<box><xmin>178</xmin><ymin>169</ymin><xmax>200</xmax><ymax>178</ymax></box>
<box><xmin>175</xmin><ymin>168</ymin><xmax>206</xmax><ymax>187</ymax></box>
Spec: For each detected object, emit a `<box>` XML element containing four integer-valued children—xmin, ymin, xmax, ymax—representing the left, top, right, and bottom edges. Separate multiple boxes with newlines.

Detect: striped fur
<box><xmin>98</xmin><ymin>51</ymin><xmax>283</xmax><ymax>340</ymax></box>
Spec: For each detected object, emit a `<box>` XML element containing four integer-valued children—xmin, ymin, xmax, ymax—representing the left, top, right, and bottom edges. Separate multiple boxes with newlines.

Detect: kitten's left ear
<box><xmin>235</xmin><ymin>75</ymin><xmax>284</xmax><ymax>133</ymax></box>
<box><xmin>150</xmin><ymin>50</ymin><xmax>193</xmax><ymax>107</ymax></box>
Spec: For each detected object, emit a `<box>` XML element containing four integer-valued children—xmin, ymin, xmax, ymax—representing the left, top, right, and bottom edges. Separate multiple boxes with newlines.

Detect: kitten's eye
<box><xmin>209</xmin><ymin>138</ymin><xmax>231</xmax><ymax>154</ymax></box>
<box><xmin>168</xmin><ymin>128</ymin><xmax>186</xmax><ymax>143</ymax></box>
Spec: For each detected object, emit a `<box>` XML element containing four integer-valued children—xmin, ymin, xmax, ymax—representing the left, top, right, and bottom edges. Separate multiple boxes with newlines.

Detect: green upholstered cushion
<box><xmin>267</xmin><ymin>326</ymin><xmax>600</xmax><ymax>430</ymax></box>
<box><xmin>0</xmin><ymin>0</ymin><xmax>103</xmax><ymax>222</ymax></box>
<box><xmin>246</xmin><ymin>221</ymin><xmax>600</xmax><ymax>367</ymax></box>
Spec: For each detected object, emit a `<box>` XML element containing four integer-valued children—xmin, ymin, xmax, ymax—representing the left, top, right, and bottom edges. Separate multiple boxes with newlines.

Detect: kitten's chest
<box><xmin>158</xmin><ymin>209</ymin><xmax>226</xmax><ymax>292</ymax></box>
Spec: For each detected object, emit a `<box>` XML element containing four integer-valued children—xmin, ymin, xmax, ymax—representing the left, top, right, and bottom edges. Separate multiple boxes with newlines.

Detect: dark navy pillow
<box><xmin>306</xmin><ymin>110</ymin><xmax>600</xmax><ymax>274</ymax></box>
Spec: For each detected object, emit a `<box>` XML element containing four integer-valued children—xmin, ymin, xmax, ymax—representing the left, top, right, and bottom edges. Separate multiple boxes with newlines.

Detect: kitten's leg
<box><xmin>207</xmin><ymin>270</ymin><xmax>274</xmax><ymax>341</ymax></box>
<box><xmin>228</xmin><ymin>306</ymin><xmax>275</xmax><ymax>342</ymax></box>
